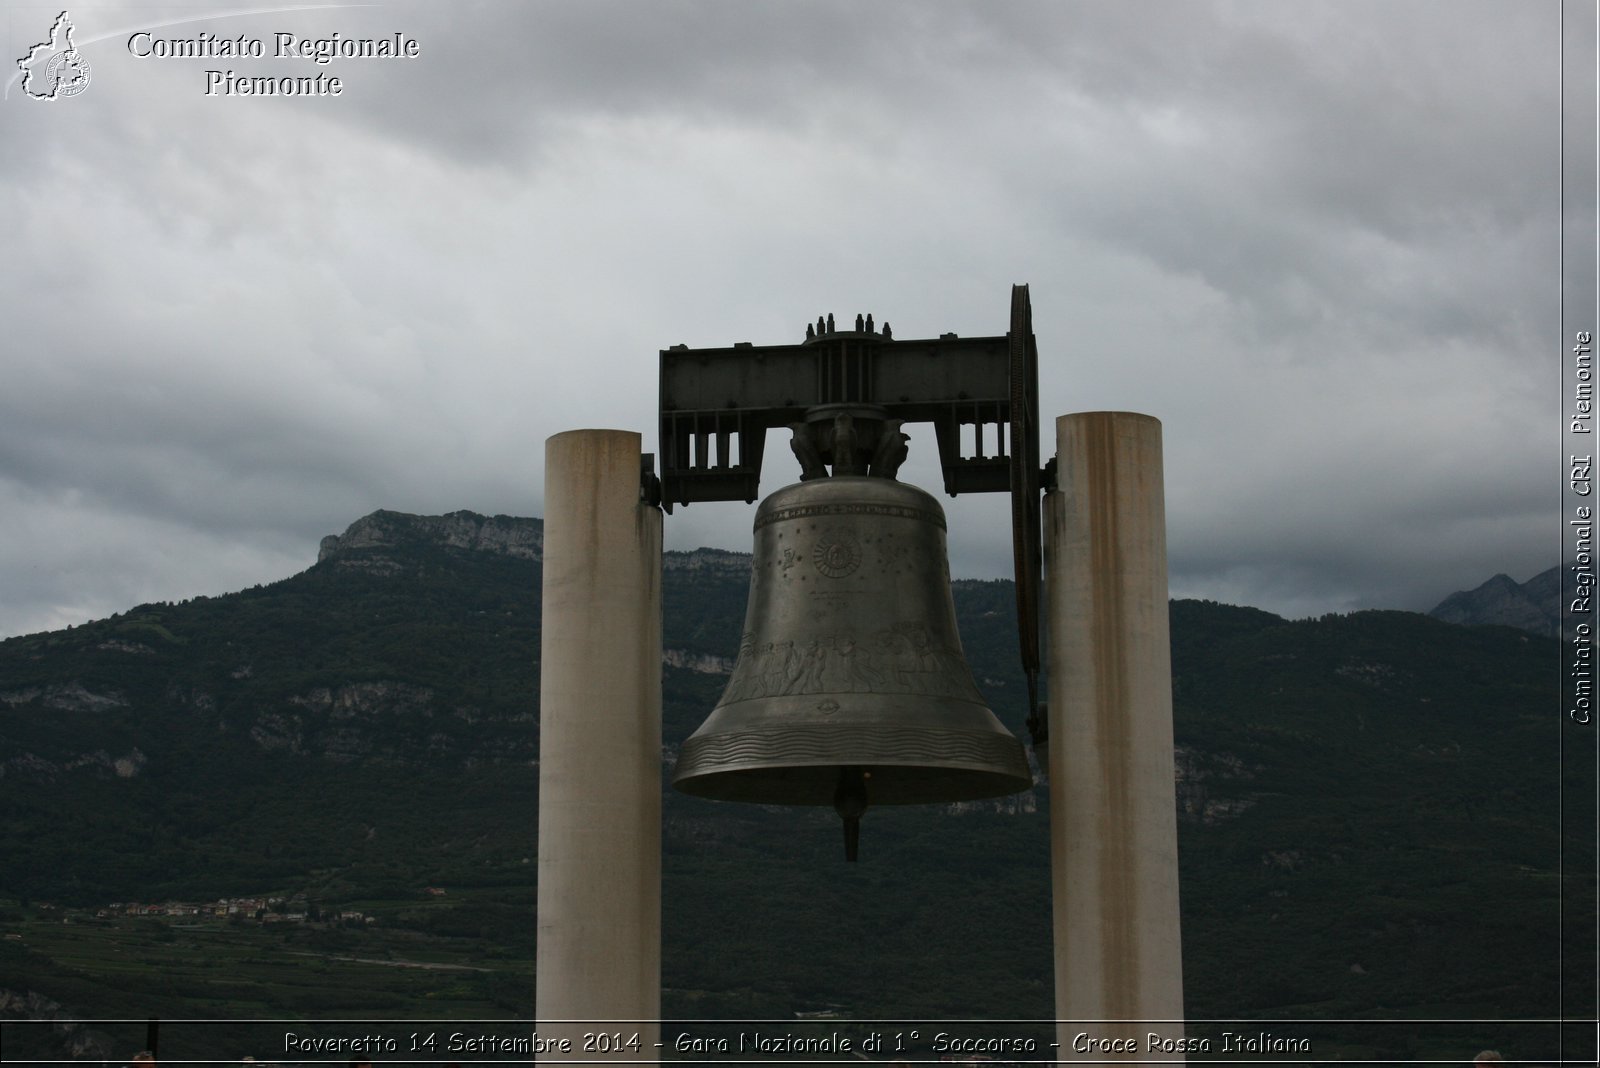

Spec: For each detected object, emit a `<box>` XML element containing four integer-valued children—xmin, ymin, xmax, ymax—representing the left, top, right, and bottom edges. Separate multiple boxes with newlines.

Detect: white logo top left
<box><xmin>17</xmin><ymin>11</ymin><xmax>92</xmax><ymax>100</ymax></box>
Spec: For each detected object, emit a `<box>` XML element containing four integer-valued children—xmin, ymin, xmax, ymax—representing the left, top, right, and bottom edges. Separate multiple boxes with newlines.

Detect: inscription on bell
<box><xmin>720</xmin><ymin>622</ymin><xmax>983</xmax><ymax>703</ymax></box>
<box><xmin>755</xmin><ymin>500</ymin><xmax>946</xmax><ymax>531</ymax></box>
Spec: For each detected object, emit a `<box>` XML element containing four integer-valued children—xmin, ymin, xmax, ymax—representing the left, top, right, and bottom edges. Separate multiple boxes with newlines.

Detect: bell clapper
<box><xmin>833</xmin><ymin>766</ymin><xmax>869</xmax><ymax>862</ymax></box>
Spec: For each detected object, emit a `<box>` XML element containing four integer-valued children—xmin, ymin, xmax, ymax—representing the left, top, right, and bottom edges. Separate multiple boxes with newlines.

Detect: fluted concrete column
<box><xmin>1046</xmin><ymin>412</ymin><xmax>1184</xmax><ymax>1060</ymax></box>
<box><xmin>537</xmin><ymin>429</ymin><xmax>661</xmax><ymax>1057</ymax></box>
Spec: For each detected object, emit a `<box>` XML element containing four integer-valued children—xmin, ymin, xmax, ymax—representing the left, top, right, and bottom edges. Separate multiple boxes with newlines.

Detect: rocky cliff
<box><xmin>318</xmin><ymin>509</ymin><xmax>544</xmax><ymax>564</ymax></box>
<box><xmin>317</xmin><ymin>509</ymin><xmax>754</xmax><ymax>579</ymax></box>
<box><xmin>661</xmin><ymin>546</ymin><xmax>750</xmax><ymax>579</ymax></box>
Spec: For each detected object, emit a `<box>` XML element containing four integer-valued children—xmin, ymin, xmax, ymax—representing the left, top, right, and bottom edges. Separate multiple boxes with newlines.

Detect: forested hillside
<box><xmin>0</xmin><ymin>510</ymin><xmax>1589</xmax><ymax>1064</ymax></box>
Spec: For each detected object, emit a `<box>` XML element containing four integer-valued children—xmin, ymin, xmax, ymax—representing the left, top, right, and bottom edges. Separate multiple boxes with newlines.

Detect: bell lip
<box><xmin>689</xmin><ymin>692</ymin><xmax>1007</xmax><ymax>731</ymax></box>
<box><xmin>671</xmin><ymin>722</ymin><xmax>1034</xmax><ymax>806</ymax></box>
<box><xmin>671</xmin><ymin>763</ymin><xmax>1033</xmax><ymax>807</ymax></box>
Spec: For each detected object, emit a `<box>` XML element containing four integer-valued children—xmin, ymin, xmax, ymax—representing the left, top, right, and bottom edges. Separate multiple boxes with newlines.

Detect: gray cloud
<box><xmin>0</xmin><ymin>0</ymin><xmax>1575</xmax><ymax>638</ymax></box>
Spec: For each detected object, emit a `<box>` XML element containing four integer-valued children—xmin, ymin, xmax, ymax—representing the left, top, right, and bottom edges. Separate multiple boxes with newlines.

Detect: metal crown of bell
<box><xmin>671</xmin><ymin>405</ymin><xmax>1032</xmax><ymax>860</ymax></box>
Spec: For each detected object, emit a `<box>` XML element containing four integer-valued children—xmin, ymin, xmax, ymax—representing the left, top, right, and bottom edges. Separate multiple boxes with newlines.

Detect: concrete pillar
<box><xmin>1045</xmin><ymin>412</ymin><xmax>1184</xmax><ymax>1060</ymax></box>
<box><xmin>537</xmin><ymin>429</ymin><xmax>662</xmax><ymax>1058</ymax></box>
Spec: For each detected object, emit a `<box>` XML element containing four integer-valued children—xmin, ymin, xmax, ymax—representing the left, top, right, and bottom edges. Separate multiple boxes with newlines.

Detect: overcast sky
<box><xmin>0</xmin><ymin>0</ymin><xmax>1591</xmax><ymax>640</ymax></box>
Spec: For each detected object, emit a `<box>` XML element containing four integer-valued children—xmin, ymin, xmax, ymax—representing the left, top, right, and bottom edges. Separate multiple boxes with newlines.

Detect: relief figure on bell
<box><xmin>901</xmin><ymin>623</ymin><xmax>942</xmax><ymax>675</ymax></box>
<box><xmin>789</xmin><ymin>638</ymin><xmax>829</xmax><ymax>693</ymax></box>
<box><xmin>835</xmin><ymin>634</ymin><xmax>886</xmax><ymax>692</ymax></box>
<box><xmin>873</xmin><ymin>627</ymin><xmax>916</xmax><ymax>690</ymax></box>
<box><xmin>758</xmin><ymin>640</ymin><xmax>794</xmax><ymax>699</ymax></box>
<box><xmin>721</xmin><ymin>633</ymin><xmax>763</xmax><ymax>703</ymax></box>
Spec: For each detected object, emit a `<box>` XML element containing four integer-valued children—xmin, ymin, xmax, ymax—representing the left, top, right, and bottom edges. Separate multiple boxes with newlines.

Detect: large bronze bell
<box><xmin>672</xmin><ymin>429</ymin><xmax>1032</xmax><ymax>859</ymax></box>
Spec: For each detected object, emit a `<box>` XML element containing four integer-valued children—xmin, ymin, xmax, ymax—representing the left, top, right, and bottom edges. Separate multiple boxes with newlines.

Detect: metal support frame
<box><xmin>658</xmin><ymin>286</ymin><xmax>1046</xmax><ymax>746</ymax></box>
<box><xmin>659</xmin><ymin>289</ymin><xmax>1038</xmax><ymax>510</ymax></box>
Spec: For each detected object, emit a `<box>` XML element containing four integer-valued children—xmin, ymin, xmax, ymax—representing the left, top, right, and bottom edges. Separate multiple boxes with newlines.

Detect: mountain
<box><xmin>1428</xmin><ymin>566</ymin><xmax>1561</xmax><ymax>637</ymax></box>
<box><xmin>0</xmin><ymin>510</ymin><xmax>1590</xmax><ymax>1063</ymax></box>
